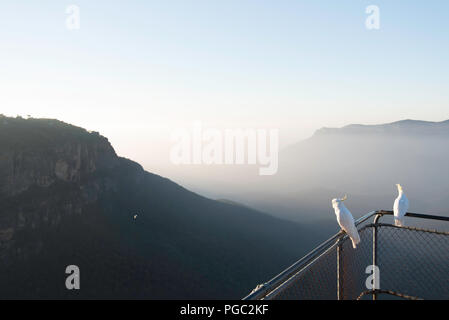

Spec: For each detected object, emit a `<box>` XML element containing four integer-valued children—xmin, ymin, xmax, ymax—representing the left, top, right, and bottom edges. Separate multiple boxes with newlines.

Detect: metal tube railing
<box><xmin>372</xmin><ymin>213</ymin><xmax>383</xmax><ymax>300</ymax></box>
<box><xmin>378</xmin><ymin>210</ymin><xmax>449</xmax><ymax>222</ymax></box>
<box><xmin>336</xmin><ymin>238</ymin><xmax>343</xmax><ymax>300</ymax></box>
<box><xmin>243</xmin><ymin>210</ymin><xmax>449</xmax><ymax>300</ymax></box>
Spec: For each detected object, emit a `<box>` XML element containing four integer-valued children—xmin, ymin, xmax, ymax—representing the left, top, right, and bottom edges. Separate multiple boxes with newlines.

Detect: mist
<box><xmin>150</xmin><ymin>120</ymin><xmax>449</xmax><ymax>238</ymax></box>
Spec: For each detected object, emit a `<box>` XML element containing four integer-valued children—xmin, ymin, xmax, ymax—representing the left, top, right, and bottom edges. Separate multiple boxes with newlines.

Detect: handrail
<box><xmin>243</xmin><ymin>210</ymin><xmax>449</xmax><ymax>300</ymax></box>
<box><xmin>377</xmin><ymin>210</ymin><xmax>449</xmax><ymax>222</ymax></box>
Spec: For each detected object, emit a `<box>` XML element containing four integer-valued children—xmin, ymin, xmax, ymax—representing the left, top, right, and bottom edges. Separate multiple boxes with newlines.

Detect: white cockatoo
<box><xmin>332</xmin><ymin>195</ymin><xmax>360</xmax><ymax>249</ymax></box>
<box><xmin>393</xmin><ymin>184</ymin><xmax>409</xmax><ymax>227</ymax></box>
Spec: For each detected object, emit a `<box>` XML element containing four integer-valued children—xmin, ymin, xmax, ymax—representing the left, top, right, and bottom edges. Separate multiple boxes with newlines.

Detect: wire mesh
<box><xmin>375</xmin><ymin>224</ymin><xmax>449</xmax><ymax>300</ymax></box>
<box><xmin>268</xmin><ymin>244</ymin><xmax>338</xmax><ymax>299</ymax></box>
<box><xmin>261</xmin><ymin>220</ymin><xmax>449</xmax><ymax>300</ymax></box>
<box><xmin>268</xmin><ymin>228</ymin><xmax>373</xmax><ymax>300</ymax></box>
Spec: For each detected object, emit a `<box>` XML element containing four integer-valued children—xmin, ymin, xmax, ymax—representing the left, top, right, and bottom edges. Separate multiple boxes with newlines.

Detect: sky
<box><xmin>1</xmin><ymin>0</ymin><xmax>449</xmax><ymax>172</ymax></box>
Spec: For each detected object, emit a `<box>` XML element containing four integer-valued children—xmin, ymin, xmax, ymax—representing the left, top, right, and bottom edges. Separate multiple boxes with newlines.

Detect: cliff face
<box><xmin>0</xmin><ymin>117</ymin><xmax>122</xmax><ymax>267</ymax></box>
<box><xmin>0</xmin><ymin>116</ymin><xmax>118</xmax><ymax>198</ymax></box>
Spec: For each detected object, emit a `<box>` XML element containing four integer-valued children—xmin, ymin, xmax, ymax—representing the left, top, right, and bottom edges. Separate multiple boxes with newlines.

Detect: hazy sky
<box><xmin>1</xmin><ymin>1</ymin><xmax>448</xmax><ymax>170</ymax></box>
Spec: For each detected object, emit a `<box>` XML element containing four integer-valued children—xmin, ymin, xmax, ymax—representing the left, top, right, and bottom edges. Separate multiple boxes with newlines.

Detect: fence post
<box><xmin>372</xmin><ymin>213</ymin><xmax>382</xmax><ymax>300</ymax></box>
<box><xmin>337</xmin><ymin>236</ymin><xmax>343</xmax><ymax>300</ymax></box>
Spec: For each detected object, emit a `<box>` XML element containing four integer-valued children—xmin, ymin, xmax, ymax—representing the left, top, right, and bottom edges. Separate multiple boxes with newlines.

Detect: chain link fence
<box><xmin>245</xmin><ymin>211</ymin><xmax>449</xmax><ymax>300</ymax></box>
<box><xmin>373</xmin><ymin>224</ymin><xmax>449</xmax><ymax>300</ymax></box>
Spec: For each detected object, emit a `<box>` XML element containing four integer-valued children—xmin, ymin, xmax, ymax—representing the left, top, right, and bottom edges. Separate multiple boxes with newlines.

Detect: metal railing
<box><xmin>244</xmin><ymin>210</ymin><xmax>449</xmax><ymax>300</ymax></box>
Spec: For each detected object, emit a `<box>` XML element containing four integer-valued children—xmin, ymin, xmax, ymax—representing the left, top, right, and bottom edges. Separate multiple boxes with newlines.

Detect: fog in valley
<box><xmin>154</xmin><ymin>119</ymin><xmax>449</xmax><ymax>244</ymax></box>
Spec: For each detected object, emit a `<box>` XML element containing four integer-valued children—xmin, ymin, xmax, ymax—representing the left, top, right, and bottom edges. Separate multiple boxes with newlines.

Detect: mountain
<box><xmin>253</xmin><ymin>118</ymin><xmax>449</xmax><ymax>228</ymax></box>
<box><xmin>312</xmin><ymin>119</ymin><xmax>449</xmax><ymax>137</ymax></box>
<box><xmin>0</xmin><ymin>115</ymin><xmax>311</xmax><ymax>299</ymax></box>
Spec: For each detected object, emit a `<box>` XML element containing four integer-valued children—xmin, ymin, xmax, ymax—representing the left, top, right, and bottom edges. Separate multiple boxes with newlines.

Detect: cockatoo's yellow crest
<box><xmin>341</xmin><ymin>195</ymin><xmax>348</xmax><ymax>201</ymax></box>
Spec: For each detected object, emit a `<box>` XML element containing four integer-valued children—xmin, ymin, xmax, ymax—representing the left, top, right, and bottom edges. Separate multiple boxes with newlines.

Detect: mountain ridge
<box><xmin>312</xmin><ymin>118</ymin><xmax>449</xmax><ymax>139</ymax></box>
<box><xmin>262</xmin><ymin>117</ymin><xmax>449</xmax><ymax>227</ymax></box>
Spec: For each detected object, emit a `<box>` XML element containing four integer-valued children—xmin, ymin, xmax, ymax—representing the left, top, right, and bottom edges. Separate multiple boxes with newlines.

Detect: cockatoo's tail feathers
<box><xmin>394</xmin><ymin>218</ymin><xmax>404</xmax><ymax>227</ymax></box>
<box><xmin>351</xmin><ymin>235</ymin><xmax>360</xmax><ymax>249</ymax></box>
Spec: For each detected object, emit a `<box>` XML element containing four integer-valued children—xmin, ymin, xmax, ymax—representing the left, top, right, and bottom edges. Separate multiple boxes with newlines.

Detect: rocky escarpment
<box><xmin>0</xmin><ymin>116</ymin><xmax>119</xmax><ymax>198</ymax></box>
<box><xmin>0</xmin><ymin>116</ymin><xmax>123</xmax><ymax>264</ymax></box>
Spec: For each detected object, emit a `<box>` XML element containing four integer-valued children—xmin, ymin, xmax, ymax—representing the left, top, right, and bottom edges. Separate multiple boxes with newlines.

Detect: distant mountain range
<box><xmin>0</xmin><ymin>115</ymin><xmax>313</xmax><ymax>299</ymax></box>
<box><xmin>249</xmin><ymin>118</ymin><xmax>449</xmax><ymax>229</ymax></box>
<box><xmin>312</xmin><ymin>119</ymin><xmax>449</xmax><ymax>137</ymax></box>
